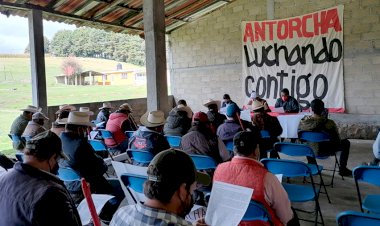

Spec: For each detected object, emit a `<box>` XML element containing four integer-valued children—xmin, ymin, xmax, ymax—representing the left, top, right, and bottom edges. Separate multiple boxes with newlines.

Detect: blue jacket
<box><xmin>217</xmin><ymin>120</ymin><xmax>242</xmax><ymax>141</ymax></box>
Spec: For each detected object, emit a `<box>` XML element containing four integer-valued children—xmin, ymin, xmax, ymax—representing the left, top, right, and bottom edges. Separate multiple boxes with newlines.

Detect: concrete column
<box><xmin>28</xmin><ymin>9</ymin><xmax>47</xmax><ymax>111</ymax></box>
<box><xmin>267</xmin><ymin>0</ymin><xmax>274</xmax><ymax>19</ymax></box>
<box><xmin>143</xmin><ymin>0</ymin><xmax>169</xmax><ymax>114</ymax></box>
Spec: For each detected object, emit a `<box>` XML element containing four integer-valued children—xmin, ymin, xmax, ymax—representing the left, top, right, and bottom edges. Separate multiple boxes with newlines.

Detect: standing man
<box><xmin>0</xmin><ymin>130</ymin><xmax>81</xmax><ymax>226</ymax></box>
<box><xmin>275</xmin><ymin>88</ymin><xmax>300</xmax><ymax>113</ymax></box>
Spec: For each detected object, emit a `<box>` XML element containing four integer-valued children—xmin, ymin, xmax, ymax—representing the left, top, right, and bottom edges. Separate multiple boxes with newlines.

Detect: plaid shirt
<box><xmin>110</xmin><ymin>203</ymin><xmax>193</xmax><ymax>226</ymax></box>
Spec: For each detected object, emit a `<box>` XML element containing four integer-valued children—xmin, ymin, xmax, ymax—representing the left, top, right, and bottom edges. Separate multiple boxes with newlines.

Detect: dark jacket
<box><xmin>96</xmin><ymin>109</ymin><xmax>111</xmax><ymax>128</ymax></box>
<box><xmin>0</xmin><ymin>162</ymin><xmax>81</xmax><ymax>226</ymax></box>
<box><xmin>164</xmin><ymin>108</ymin><xmax>191</xmax><ymax>136</ymax></box>
<box><xmin>275</xmin><ymin>96</ymin><xmax>300</xmax><ymax>113</ymax></box>
<box><xmin>206</xmin><ymin>110</ymin><xmax>226</xmax><ymax>133</ymax></box>
<box><xmin>60</xmin><ymin>132</ymin><xmax>111</xmax><ymax>196</ymax></box>
<box><xmin>217</xmin><ymin>120</ymin><xmax>242</xmax><ymax>141</ymax></box>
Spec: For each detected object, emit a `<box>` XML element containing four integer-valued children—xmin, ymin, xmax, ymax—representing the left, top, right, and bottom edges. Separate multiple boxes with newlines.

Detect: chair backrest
<box><xmin>99</xmin><ymin>129</ymin><xmax>114</xmax><ymax>139</ymax></box>
<box><xmin>125</xmin><ymin>131</ymin><xmax>135</xmax><ymax>139</ymax></box>
<box><xmin>260</xmin><ymin>130</ymin><xmax>271</xmax><ymax>139</ymax></box>
<box><xmin>353</xmin><ymin>166</ymin><xmax>380</xmax><ymax>187</ymax></box>
<box><xmin>9</xmin><ymin>134</ymin><xmax>22</xmax><ymax>143</ymax></box>
<box><xmin>120</xmin><ymin>173</ymin><xmax>147</xmax><ymax>194</ymax></box>
<box><xmin>274</xmin><ymin>142</ymin><xmax>315</xmax><ymax>158</ymax></box>
<box><xmin>223</xmin><ymin>140</ymin><xmax>234</xmax><ymax>152</ymax></box>
<box><xmin>336</xmin><ymin>211</ymin><xmax>380</xmax><ymax>226</ymax></box>
<box><xmin>15</xmin><ymin>153</ymin><xmax>24</xmax><ymax>162</ymax></box>
<box><xmin>88</xmin><ymin>139</ymin><xmax>107</xmax><ymax>152</ymax></box>
<box><xmin>298</xmin><ymin>131</ymin><xmax>330</xmax><ymax>142</ymax></box>
<box><xmin>260</xmin><ymin>158</ymin><xmax>312</xmax><ymax>178</ymax></box>
<box><xmin>165</xmin><ymin>135</ymin><xmax>182</xmax><ymax>148</ymax></box>
<box><xmin>242</xmin><ymin>200</ymin><xmax>272</xmax><ymax>225</ymax></box>
<box><xmin>58</xmin><ymin>167</ymin><xmax>81</xmax><ymax>182</ymax></box>
<box><xmin>189</xmin><ymin>154</ymin><xmax>217</xmax><ymax>170</ymax></box>
<box><xmin>127</xmin><ymin>150</ymin><xmax>154</xmax><ymax>164</ymax></box>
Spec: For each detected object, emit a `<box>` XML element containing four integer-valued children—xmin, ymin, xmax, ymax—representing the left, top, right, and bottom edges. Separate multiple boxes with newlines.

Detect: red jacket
<box><xmin>105</xmin><ymin>112</ymin><xmax>128</xmax><ymax>146</ymax></box>
<box><xmin>214</xmin><ymin>157</ymin><xmax>283</xmax><ymax>226</ymax></box>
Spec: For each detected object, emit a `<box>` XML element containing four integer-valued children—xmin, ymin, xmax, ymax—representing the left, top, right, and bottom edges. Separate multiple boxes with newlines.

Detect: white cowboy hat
<box><xmin>20</xmin><ymin>105</ymin><xmax>40</xmax><ymax>113</ymax></box>
<box><xmin>79</xmin><ymin>107</ymin><xmax>94</xmax><ymax>116</ymax></box>
<box><xmin>56</xmin><ymin>104</ymin><xmax>76</xmax><ymax>114</ymax></box>
<box><xmin>65</xmin><ymin>111</ymin><xmax>95</xmax><ymax>127</ymax></box>
<box><xmin>177</xmin><ymin>104</ymin><xmax>193</xmax><ymax>119</ymax></box>
<box><xmin>119</xmin><ymin>103</ymin><xmax>133</xmax><ymax>113</ymax></box>
<box><xmin>251</xmin><ymin>100</ymin><xmax>264</xmax><ymax>111</ymax></box>
<box><xmin>203</xmin><ymin>99</ymin><xmax>221</xmax><ymax>109</ymax></box>
<box><xmin>55</xmin><ymin>118</ymin><xmax>68</xmax><ymax>125</ymax></box>
<box><xmin>140</xmin><ymin>110</ymin><xmax>166</xmax><ymax>127</ymax></box>
<box><xmin>32</xmin><ymin>112</ymin><xmax>49</xmax><ymax>120</ymax></box>
<box><xmin>99</xmin><ymin>102</ymin><xmax>113</xmax><ymax>110</ymax></box>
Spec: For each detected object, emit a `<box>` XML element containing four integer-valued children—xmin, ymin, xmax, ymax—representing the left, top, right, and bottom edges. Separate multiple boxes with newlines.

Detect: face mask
<box><xmin>179</xmin><ymin>189</ymin><xmax>195</xmax><ymax>218</ymax></box>
<box><xmin>281</xmin><ymin>96</ymin><xmax>289</xmax><ymax>102</ymax></box>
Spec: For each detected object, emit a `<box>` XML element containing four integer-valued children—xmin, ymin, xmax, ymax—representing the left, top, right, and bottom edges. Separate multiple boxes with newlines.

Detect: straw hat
<box><xmin>99</xmin><ymin>102</ymin><xmax>113</xmax><ymax>110</ymax></box>
<box><xmin>20</xmin><ymin>105</ymin><xmax>40</xmax><ymax>113</ymax></box>
<box><xmin>119</xmin><ymin>103</ymin><xmax>133</xmax><ymax>113</ymax></box>
<box><xmin>55</xmin><ymin>118</ymin><xmax>68</xmax><ymax>125</ymax></box>
<box><xmin>203</xmin><ymin>99</ymin><xmax>221</xmax><ymax>109</ymax></box>
<box><xmin>177</xmin><ymin>104</ymin><xmax>193</xmax><ymax>119</ymax></box>
<box><xmin>79</xmin><ymin>107</ymin><xmax>94</xmax><ymax>116</ymax></box>
<box><xmin>140</xmin><ymin>110</ymin><xmax>165</xmax><ymax>127</ymax></box>
<box><xmin>65</xmin><ymin>111</ymin><xmax>95</xmax><ymax>127</ymax></box>
<box><xmin>251</xmin><ymin>100</ymin><xmax>264</xmax><ymax>111</ymax></box>
<box><xmin>55</xmin><ymin>104</ymin><xmax>76</xmax><ymax>114</ymax></box>
<box><xmin>32</xmin><ymin>112</ymin><xmax>49</xmax><ymax>120</ymax></box>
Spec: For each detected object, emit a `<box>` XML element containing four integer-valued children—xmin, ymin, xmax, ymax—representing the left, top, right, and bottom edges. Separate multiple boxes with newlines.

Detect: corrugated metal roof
<box><xmin>0</xmin><ymin>0</ymin><xmax>234</xmax><ymax>35</ymax></box>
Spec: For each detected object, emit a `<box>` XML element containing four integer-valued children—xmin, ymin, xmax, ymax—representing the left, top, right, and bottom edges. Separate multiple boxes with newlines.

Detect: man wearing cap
<box><xmin>181</xmin><ymin>112</ymin><xmax>230</xmax><ymax>164</ymax></box>
<box><xmin>0</xmin><ymin>130</ymin><xmax>81</xmax><ymax>226</ymax></box>
<box><xmin>110</xmin><ymin>149</ymin><xmax>210</xmax><ymax>226</ymax></box>
<box><xmin>214</xmin><ymin>131</ymin><xmax>298</xmax><ymax>226</ymax></box>
<box><xmin>217</xmin><ymin>103</ymin><xmax>243</xmax><ymax>142</ymax></box>
<box><xmin>164</xmin><ymin>102</ymin><xmax>192</xmax><ymax>136</ymax></box>
<box><xmin>203</xmin><ymin>99</ymin><xmax>226</xmax><ymax>134</ymax></box>
<box><xmin>128</xmin><ymin>110</ymin><xmax>170</xmax><ymax>166</ymax></box>
<box><xmin>22</xmin><ymin>112</ymin><xmax>49</xmax><ymax>139</ymax></box>
<box><xmin>106</xmin><ymin>103</ymin><xmax>137</xmax><ymax>152</ymax></box>
<box><xmin>96</xmin><ymin>102</ymin><xmax>113</xmax><ymax>129</ymax></box>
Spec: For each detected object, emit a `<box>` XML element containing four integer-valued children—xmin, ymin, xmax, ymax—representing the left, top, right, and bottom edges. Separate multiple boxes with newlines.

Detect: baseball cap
<box><xmin>25</xmin><ymin>130</ymin><xmax>68</xmax><ymax>160</ymax></box>
<box><xmin>233</xmin><ymin>130</ymin><xmax>261</xmax><ymax>154</ymax></box>
<box><xmin>147</xmin><ymin>149</ymin><xmax>210</xmax><ymax>187</ymax></box>
<box><xmin>192</xmin><ymin>111</ymin><xmax>209</xmax><ymax>124</ymax></box>
<box><xmin>226</xmin><ymin>103</ymin><xmax>240</xmax><ymax>117</ymax></box>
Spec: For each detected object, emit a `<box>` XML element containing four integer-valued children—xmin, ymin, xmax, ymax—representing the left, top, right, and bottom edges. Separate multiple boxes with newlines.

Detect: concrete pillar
<box><xmin>267</xmin><ymin>0</ymin><xmax>274</xmax><ymax>19</ymax></box>
<box><xmin>143</xmin><ymin>0</ymin><xmax>169</xmax><ymax>114</ymax></box>
<box><xmin>28</xmin><ymin>9</ymin><xmax>47</xmax><ymax>112</ymax></box>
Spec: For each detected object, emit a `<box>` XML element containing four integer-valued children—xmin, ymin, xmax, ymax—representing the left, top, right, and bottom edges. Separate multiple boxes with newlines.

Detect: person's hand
<box><xmin>193</xmin><ymin>218</ymin><xmax>209</xmax><ymax>226</ymax></box>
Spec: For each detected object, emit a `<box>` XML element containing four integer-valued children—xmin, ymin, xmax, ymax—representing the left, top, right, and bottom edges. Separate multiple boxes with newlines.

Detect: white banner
<box><xmin>242</xmin><ymin>6</ymin><xmax>344</xmax><ymax>112</ymax></box>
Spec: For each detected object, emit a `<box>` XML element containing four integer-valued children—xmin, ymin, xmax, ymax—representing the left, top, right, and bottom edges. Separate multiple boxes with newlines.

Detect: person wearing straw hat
<box><xmin>163</xmin><ymin>103</ymin><xmax>192</xmax><ymax>136</ymax></box>
<box><xmin>0</xmin><ymin>130</ymin><xmax>81</xmax><ymax>226</ymax></box>
<box><xmin>55</xmin><ymin>104</ymin><xmax>76</xmax><ymax>118</ymax></box>
<box><xmin>203</xmin><ymin>99</ymin><xmax>226</xmax><ymax>134</ymax></box>
<box><xmin>247</xmin><ymin>91</ymin><xmax>271</xmax><ymax>112</ymax></box>
<box><xmin>22</xmin><ymin>112</ymin><xmax>49</xmax><ymax>140</ymax></box>
<box><xmin>95</xmin><ymin>102</ymin><xmax>113</xmax><ymax>129</ymax></box>
<box><xmin>128</xmin><ymin>110</ymin><xmax>170</xmax><ymax>166</ymax></box>
<box><xmin>110</xmin><ymin>149</ymin><xmax>210</xmax><ymax>226</ymax></box>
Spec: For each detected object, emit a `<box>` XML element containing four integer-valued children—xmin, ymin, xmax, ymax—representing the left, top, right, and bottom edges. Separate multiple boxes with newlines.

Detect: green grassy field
<box><xmin>0</xmin><ymin>56</ymin><xmax>147</xmax><ymax>156</ymax></box>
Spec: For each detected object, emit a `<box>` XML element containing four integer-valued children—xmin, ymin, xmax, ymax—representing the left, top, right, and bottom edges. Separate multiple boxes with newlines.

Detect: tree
<box><xmin>61</xmin><ymin>57</ymin><xmax>83</xmax><ymax>85</ymax></box>
<box><xmin>24</xmin><ymin>36</ymin><xmax>50</xmax><ymax>54</ymax></box>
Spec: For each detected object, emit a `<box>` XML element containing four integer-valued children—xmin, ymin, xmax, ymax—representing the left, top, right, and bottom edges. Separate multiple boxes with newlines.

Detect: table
<box><xmin>270</xmin><ymin>113</ymin><xmax>311</xmax><ymax>138</ymax></box>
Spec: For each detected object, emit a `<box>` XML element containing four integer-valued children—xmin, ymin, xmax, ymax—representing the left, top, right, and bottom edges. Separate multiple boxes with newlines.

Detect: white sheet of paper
<box><xmin>273</xmin><ymin>107</ymin><xmax>285</xmax><ymax>113</ymax></box>
<box><xmin>77</xmin><ymin>194</ymin><xmax>114</xmax><ymax>225</ymax></box>
<box><xmin>276</xmin><ymin>174</ymin><xmax>283</xmax><ymax>183</ymax></box>
<box><xmin>240</xmin><ymin>110</ymin><xmax>251</xmax><ymax>122</ymax></box>
<box><xmin>205</xmin><ymin>181</ymin><xmax>253</xmax><ymax>226</ymax></box>
<box><xmin>219</xmin><ymin>107</ymin><xmax>227</xmax><ymax>114</ymax></box>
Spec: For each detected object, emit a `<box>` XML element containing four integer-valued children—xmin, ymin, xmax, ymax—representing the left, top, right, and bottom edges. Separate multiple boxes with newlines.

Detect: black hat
<box><xmin>25</xmin><ymin>130</ymin><xmax>68</xmax><ymax>160</ymax></box>
<box><xmin>147</xmin><ymin>149</ymin><xmax>210</xmax><ymax>187</ymax></box>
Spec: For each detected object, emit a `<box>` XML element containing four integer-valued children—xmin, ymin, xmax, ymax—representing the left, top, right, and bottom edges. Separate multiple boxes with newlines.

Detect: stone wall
<box><xmin>169</xmin><ymin>0</ymin><xmax>380</xmax><ymax>139</ymax></box>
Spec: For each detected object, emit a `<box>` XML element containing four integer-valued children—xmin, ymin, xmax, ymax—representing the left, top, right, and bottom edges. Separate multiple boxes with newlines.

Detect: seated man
<box><xmin>96</xmin><ymin>102</ymin><xmax>113</xmax><ymax>129</ymax></box>
<box><xmin>181</xmin><ymin>112</ymin><xmax>230</xmax><ymax>164</ymax></box>
<box><xmin>275</xmin><ymin>88</ymin><xmax>300</xmax><ymax>113</ymax></box>
<box><xmin>214</xmin><ymin>131</ymin><xmax>298</xmax><ymax>226</ymax></box>
<box><xmin>203</xmin><ymin>99</ymin><xmax>226</xmax><ymax>134</ymax></box>
<box><xmin>164</xmin><ymin>103</ymin><xmax>192</xmax><ymax>136</ymax></box>
<box><xmin>217</xmin><ymin>103</ymin><xmax>242</xmax><ymax>141</ymax></box>
<box><xmin>110</xmin><ymin>149</ymin><xmax>210</xmax><ymax>226</ymax></box>
<box><xmin>0</xmin><ymin>131</ymin><xmax>81</xmax><ymax>226</ymax></box>
<box><xmin>298</xmin><ymin>99</ymin><xmax>352</xmax><ymax>176</ymax></box>
<box><xmin>10</xmin><ymin>105</ymin><xmax>40</xmax><ymax>150</ymax></box>
<box><xmin>221</xmin><ymin>93</ymin><xmax>237</xmax><ymax>108</ymax></box>
<box><xmin>247</xmin><ymin>91</ymin><xmax>271</xmax><ymax>112</ymax></box>
<box><xmin>128</xmin><ymin>110</ymin><xmax>170</xmax><ymax>166</ymax></box>
<box><xmin>22</xmin><ymin>112</ymin><xmax>49</xmax><ymax>139</ymax></box>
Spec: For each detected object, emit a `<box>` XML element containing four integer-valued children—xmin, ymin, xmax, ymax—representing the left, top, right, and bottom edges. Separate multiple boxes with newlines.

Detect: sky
<box><xmin>0</xmin><ymin>14</ymin><xmax>76</xmax><ymax>54</ymax></box>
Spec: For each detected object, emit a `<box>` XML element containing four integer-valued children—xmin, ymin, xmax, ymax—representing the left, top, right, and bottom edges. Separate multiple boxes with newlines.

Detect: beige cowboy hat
<box><xmin>203</xmin><ymin>99</ymin><xmax>221</xmax><ymax>109</ymax></box>
<box><xmin>140</xmin><ymin>110</ymin><xmax>166</xmax><ymax>127</ymax></box>
<box><xmin>79</xmin><ymin>107</ymin><xmax>94</xmax><ymax>116</ymax></box>
<box><xmin>32</xmin><ymin>112</ymin><xmax>49</xmax><ymax>121</ymax></box>
<box><xmin>65</xmin><ymin>111</ymin><xmax>95</xmax><ymax>127</ymax></box>
<box><xmin>55</xmin><ymin>104</ymin><xmax>76</xmax><ymax>114</ymax></box>
<box><xmin>99</xmin><ymin>102</ymin><xmax>113</xmax><ymax>110</ymax></box>
<box><xmin>119</xmin><ymin>103</ymin><xmax>133</xmax><ymax>113</ymax></box>
<box><xmin>55</xmin><ymin>118</ymin><xmax>68</xmax><ymax>125</ymax></box>
<box><xmin>251</xmin><ymin>100</ymin><xmax>264</xmax><ymax>111</ymax></box>
<box><xmin>20</xmin><ymin>105</ymin><xmax>40</xmax><ymax>113</ymax></box>
<box><xmin>177</xmin><ymin>104</ymin><xmax>193</xmax><ymax>119</ymax></box>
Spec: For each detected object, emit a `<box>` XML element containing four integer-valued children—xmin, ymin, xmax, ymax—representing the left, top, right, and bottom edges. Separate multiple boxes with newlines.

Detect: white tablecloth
<box><xmin>277</xmin><ymin>113</ymin><xmax>310</xmax><ymax>138</ymax></box>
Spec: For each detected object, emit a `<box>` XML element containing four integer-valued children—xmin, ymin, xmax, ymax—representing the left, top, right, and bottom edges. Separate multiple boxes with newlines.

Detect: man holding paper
<box><xmin>213</xmin><ymin>131</ymin><xmax>299</xmax><ymax>226</ymax></box>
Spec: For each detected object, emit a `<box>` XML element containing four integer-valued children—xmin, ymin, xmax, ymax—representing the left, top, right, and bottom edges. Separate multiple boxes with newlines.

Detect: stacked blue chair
<box><xmin>127</xmin><ymin>149</ymin><xmax>154</xmax><ymax>165</ymax></box>
<box><xmin>274</xmin><ymin>142</ymin><xmax>331</xmax><ymax>203</ymax></box>
<box><xmin>120</xmin><ymin>173</ymin><xmax>147</xmax><ymax>204</ymax></box>
<box><xmin>165</xmin><ymin>135</ymin><xmax>182</xmax><ymax>149</ymax></box>
<box><xmin>58</xmin><ymin>167</ymin><xmax>81</xmax><ymax>182</ymax></box>
<box><xmin>298</xmin><ymin>130</ymin><xmax>342</xmax><ymax>187</ymax></box>
<box><xmin>353</xmin><ymin>166</ymin><xmax>380</xmax><ymax>213</ymax></box>
<box><xmin>189</xmin><ymin>154</ymin><xmax>217</xmax><ymax>171</ymax></box>
<box><xmin>261</xmin><ymin>158</ymin><xmax>324</xmax><ymax>226</ymax></box>
<box><xmin>336</xmin><ymin>211</ymin><xmax>380</xmax><ymax>226</ymax></box>
<box><xmin>242</xmin><ymin>200</ymin><xmax>273</xmax><ymax>225</ymax></box>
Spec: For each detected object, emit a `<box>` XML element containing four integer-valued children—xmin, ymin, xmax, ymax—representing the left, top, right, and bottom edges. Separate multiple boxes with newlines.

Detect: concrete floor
<box><xmin>289</xmin><ymin>139</ymin><xmax>377</xmax><ymax>226</ymax></box>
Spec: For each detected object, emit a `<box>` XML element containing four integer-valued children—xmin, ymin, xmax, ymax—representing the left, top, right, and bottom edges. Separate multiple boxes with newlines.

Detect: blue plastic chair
<box><xmin>274</xmin><ymin>142</ymin><xmax>331</xmax><ymax>203</ymax></box>
<box><xmin>15</xmin><ymin>153</ymin><xmax>24</xmax><ymax>162</ymax></box>
<box><xmin>261</xmin><ymin>158</ymin><xmax>324</xmax><ymax>226</ymax></box>
<box><xmin>336</xmin><ymin>211</ymin><xmax>380</xmax><ymax>226</ymax></box>
<box><xmin>242</xmin><ymin>200</ymin><xmax>272</xmax><ymax>225</ymax></box>
<box><xmin>125</xmin><ymin>131</ymin><xmax>135</xmax><ymax>139</ymax></box>
<box><xmin>98</xmin><ymin>129</ymin><xmax>118</xmax><ymax>147</ymax></box>
<box><xmin>127</xmin><ymin>149</ymin><xmax>154</xmax><ymax>165</ymax></box>
<box><xmin>165</xmin><ymin>135</ymin><xmax>182</xmax><ymax>148</ymax></box>
<box><xmin>189</xmin><ymin>154</ymin><xmax>217</xmax><ymax>171</ymax></box>
<box><xmin>298</xmin><ymin>130</ymin><xmax>342</xmax><ymax>187</ymax></box>
<box><xmin>353</xmin><ymin>166</ymin><xmax>380</xmax><ymax>213</ymax></box>
<box><xmin>88</xmin><ymin>139</ymin><xmax>114</xmax><ymax>160</ymax></box>
<box><xmin>223</xmin><ymin>140</ymin><xmax>234</xmax><ymax>153</ymax></box>
<box><xmin>58</xmin><ymin>167</ymin><xmax>81</xmax><ymax>182</ymax></box>
<box><xmin>8</xmin><ymin>134</ymin><xmax>22</xmax><ymax>143</ymax></box>
<box><xmin>120</xmin><ymin>173</ymin><xmax>147</xmax><ymax>204</ymax></box>
<box><xmin>260</xmin><ymin>130</ymin><xmax>271</xmax><ymax>139</ymax></box>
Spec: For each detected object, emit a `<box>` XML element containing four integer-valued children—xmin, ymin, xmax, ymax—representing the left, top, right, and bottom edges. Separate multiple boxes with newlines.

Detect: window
<box><xmin>121</xmin><ymin>73</ymin><xmax>128</xmax><ymax>79</ymax></box>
